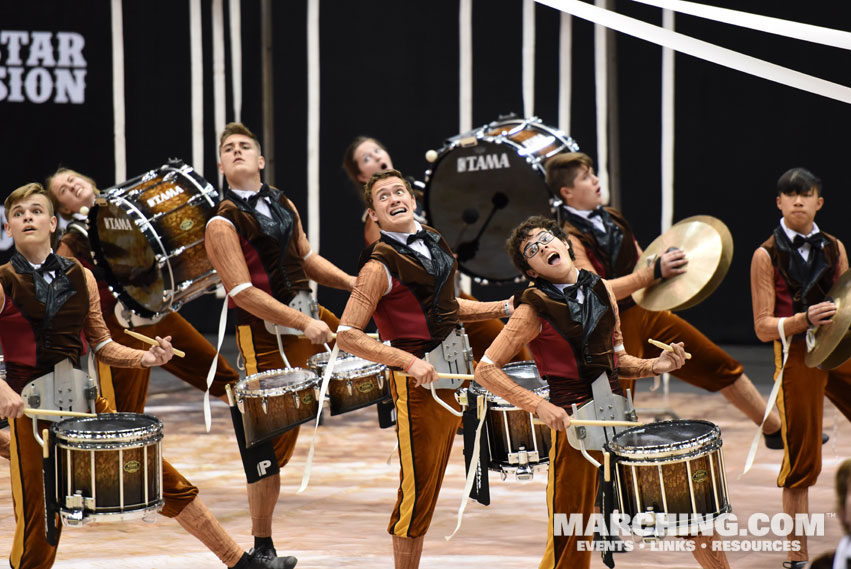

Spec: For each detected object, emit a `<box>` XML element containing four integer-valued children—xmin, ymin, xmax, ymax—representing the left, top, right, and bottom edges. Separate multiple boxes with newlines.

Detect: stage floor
<box><xmin>0</xmin><ymin>344</ymin><xmax>848</xmax><ymax>568</ymax></box>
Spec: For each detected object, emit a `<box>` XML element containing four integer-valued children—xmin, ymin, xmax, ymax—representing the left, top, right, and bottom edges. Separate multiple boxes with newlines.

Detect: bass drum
<box><xmin>89</xmin><ymin>161</ymin><xmax>220</xmax><ymax>318</ymax></box>
<box><xmin>424</xmin><ymin>116</ymin><xmax>579</xmax><ymax>284</ymax></box>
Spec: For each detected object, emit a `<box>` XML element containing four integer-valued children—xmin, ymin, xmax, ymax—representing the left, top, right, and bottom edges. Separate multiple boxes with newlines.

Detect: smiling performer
<box><xmin>205</xmin><ymin>122</ymin><xmax>355</xmax><ymax>563</ymax></box>
<box><xmin>336</xmin><ymin>170</ymin><xmax>513</xmax><ymax>569</ymax></box>
<box><xmin>474</xmin><ymin>215</ymin><xmax>730</xmax><ymax>569</ymax></box>
<box><xmin>547</xmin><ymin>152</ymin><xmax>785</xmax><ymax>447</ymax></box>
<box><xmin>0</xmin><ymin>183</ymin><xmax>295</xmax><ymax>569</ymax></box>
<box><xmin>45</xmin><ymin>167</ymin><xmax>239</xmax><ymax>415</ymax></box>
<box><xmin>750</xmin><ymin>168</ymin><xmax>851</xmax><ymax>569</ymax></box>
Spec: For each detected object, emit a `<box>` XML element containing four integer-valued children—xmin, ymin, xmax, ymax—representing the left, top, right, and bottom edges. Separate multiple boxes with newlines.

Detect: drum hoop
<box><xmin>236</xmin><ymin>368</ymin><xmax>319</xmax><ymax>397</ymax></box>
<box><xmin>610</xmin><ymin>439</ymin><xmax>722</xmax><ymax>463</ymax></box>
<box><xmin>331</xmin><ymin>361</ymin><xmax>386</xmax><ymax>379</ymax></box>
<box><xmin>468</xmin><ymin>383</ymin><xmax>549</xmax><ymax>405</ymax></box>
<box><xmin>608</xmin><ymin>420</ymin><xmax>720</xmax><ymax>458</ymax></box>
<box><xmin>51</xmin><ymin>413</ymin><xmax>163</xmax><ymax>446</ymax></box>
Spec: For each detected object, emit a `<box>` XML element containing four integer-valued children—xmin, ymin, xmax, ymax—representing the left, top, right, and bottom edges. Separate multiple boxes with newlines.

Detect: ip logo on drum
<box><xmin>456</xmin><ymin>153</ymin><xmax>510</xmax><ymax>173</ymax></box>
<box><xmin>257</xmin><ymin>460</ymin><xmax>272</xmax><ymax>477</ymax></box>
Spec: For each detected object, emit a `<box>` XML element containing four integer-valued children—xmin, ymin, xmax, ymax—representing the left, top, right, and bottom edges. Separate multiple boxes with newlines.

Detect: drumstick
<box><xmin>604</xmin><ymin>451</ymin><xmax>611</xmax><ymax>483</ymax></box>
<box><xmin>297</xmin><ymin>332</ymin><xmax>380</xmax><ymax>340</ymax></box>
<box><xmin>24</xmin><ymin>408</ymin><xmax>97</xmax><ymax>418</ymax></box>
<box><xmin>124</xmin><ymin>329</ymin><xmax>186</xmax><ymax>358</ymax></box>
<box><xmin>43</xmin><ymin>429</ymin><xmax>49</xmax><ymax>458</ymax></box>
<box><xmin>648</xmin><ymin>338</ymin><xmax>692</xmax><ymax>360</ymax></box>
<box><xmin>401</xmin><ymin>372</ymin><xmax>475</xmax><ymax>381</ymax></box>
<box><xmin>533</xmin><ymin>418</ymin><xmax>642</xmax><ymax>428</ymax></box>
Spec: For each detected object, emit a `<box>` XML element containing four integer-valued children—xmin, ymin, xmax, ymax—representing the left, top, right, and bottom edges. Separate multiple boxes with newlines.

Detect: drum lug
<box><xmin>293</xmin><ymin>391</ymin><xmax>301</xmax><ymax>409</ymax></box>
<box><xmin>347</xmin><ymin>380</ymin><xmax>353</xmax><ymax>396</ymax></box>
<box><xmin>261</xmin><ymin>396</ymin><xmax>269</xmax><ymax>414</ymax></box>
<box><xmin>378</xmin><ymin>373</ymin><xmax>385</xmax><ymax>390</ymax></box>
<box><xmin>65</xmin><ymin>492</ymin><xmax>95</xmax><ymax>512</ymax></box>
<box><xmin>236</xmin><ymin>396</ymin><xmax>245</xmax><ymax>414</ymax></box>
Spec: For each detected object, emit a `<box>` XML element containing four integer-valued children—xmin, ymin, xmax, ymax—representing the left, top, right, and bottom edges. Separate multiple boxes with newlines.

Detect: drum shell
<box><xmin>235</xmin><ymin>370</ymin><xmax>320</xmax><ymax>448</ymax></box>
<box><xmin>308</xmin><ymin>352</ymin><xmax>391</xmax><ymax>415</ymax></box>
<box><xmin>608</xmin><ymin>420</ymin><xmax>731</xmax><ymax>534</ymax></box>
<box><xmin>51</xmin><ymin>413</ymin><xmax>163</xmax><ymax>519</ymax></box>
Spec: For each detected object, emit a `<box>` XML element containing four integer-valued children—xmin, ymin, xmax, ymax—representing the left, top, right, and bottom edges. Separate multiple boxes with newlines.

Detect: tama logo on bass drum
<box><xmin>457</xmin><ymin>153</ymin><xmax>510</xmax><ymax>173</ymax></box>
<box><xmin>146</xmin><ymin>186</ymin><xmax>185</xmax><ymax>208</ymax></box>
<box><xmin>103</xmin><ymin>217</ymin><xmax>132</xmax><ymax>231</ymax></box>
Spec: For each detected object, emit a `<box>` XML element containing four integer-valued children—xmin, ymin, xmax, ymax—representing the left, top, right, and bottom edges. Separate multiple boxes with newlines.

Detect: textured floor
<box><xmin>0</xmin><ymin>343</ymin><xmax>848</xmax><ymax>568</ymax></box>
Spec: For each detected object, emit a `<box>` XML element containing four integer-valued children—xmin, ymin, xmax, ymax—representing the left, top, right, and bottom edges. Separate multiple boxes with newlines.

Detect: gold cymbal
<box><xmin>805</xmin><ymin>269</ymin><xmax>851</xmax><ymax>369</ymax></box>
<box><xmin>631</xmin><ymin>215</ymin><xmax>733</xmax><ymax>312</ymax></box>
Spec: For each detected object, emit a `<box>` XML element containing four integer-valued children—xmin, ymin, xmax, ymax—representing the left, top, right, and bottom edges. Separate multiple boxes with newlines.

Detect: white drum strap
<box><xmin>742</xmin><ymin>317</ymin><xmax>790</xmax><ymax>476</ymax></box>
<box><xmin>446</xmin><ymin>394</ymin><xmax>488</xmax><ymax>541</ymax></box>
<box><xmin>274</xmin><ymin>329</ymin><xmax>292</xmax><ymax>370</ymax></box>
<box><xmin>297</xmin><ymin>342</ymin><xmax>340</xmax><ymax>494</ymax></box>
<box><xmin>203</xmin><ymin>295</ymin><xmax>230</xmax><ymax>432</ymax></box>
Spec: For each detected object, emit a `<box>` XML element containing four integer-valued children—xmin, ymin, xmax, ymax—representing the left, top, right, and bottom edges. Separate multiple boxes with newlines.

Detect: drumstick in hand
<box><xmin>296</xmin><ymin>332</ymin><xmax>380</xmax><ymax>340</ymax></box>
<box><xmin>124</xmin><ymin>329</ymin><xmax>186</xmax><ymax>358</ymax></box>
<box><xmin>533</xmin><ymin>418</ymin><xmax>642</xmax><ymax>428</ymax></box>
<box><xmin>25</xmin><ymin>408</ymin><xmax>97</xmax><ymax>419</ymax></box>
<box><xmin>648</xmin><ymin>338</ymin><xmax>692</xmax><ymax>360</ymax></box>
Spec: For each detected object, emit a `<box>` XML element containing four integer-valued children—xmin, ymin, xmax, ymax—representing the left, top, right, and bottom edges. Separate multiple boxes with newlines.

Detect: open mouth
<box><xmin>380</xmin><ymin>162</ymin><xmax>389</xmax><ymax>171</ymax></box>
<box><xmin>22</xmin><ymin>226</ymin><xmax>37</xmax><ymax>233</ymax></box>
<box><xmin>389</xmin><ymin>207</ymin><xmax>407</xmax><ymax>217</ymax></box>
<box><xmin>547</xmin><ymin>252</ymin><xmax>560</xmax><ymax>265</ymax></box>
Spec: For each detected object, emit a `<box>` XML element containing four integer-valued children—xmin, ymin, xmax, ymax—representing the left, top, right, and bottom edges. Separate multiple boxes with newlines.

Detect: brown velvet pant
<box><xmin>8</xmin><ymin>397</ymin><xmax>198</xmax><ymax>569</ymax></box>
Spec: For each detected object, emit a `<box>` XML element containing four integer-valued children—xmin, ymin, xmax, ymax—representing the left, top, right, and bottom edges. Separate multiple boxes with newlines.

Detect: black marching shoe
<box><xmin>781</xmin><ymin>561</ymin><xmax>807</xmax><ymax>569</ymax></box>
<box><xmin>764</xmin><ymin>430</ymin><xmax>829</xmax><ymax>450</ymax></box>
<box><xmin>231</xmin><ymin>549</ymin><xmax>297</xmax><ymax>569</ymax></box>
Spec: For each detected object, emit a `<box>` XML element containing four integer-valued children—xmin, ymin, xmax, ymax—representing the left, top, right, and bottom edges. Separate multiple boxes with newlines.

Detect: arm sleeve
<box><xmin>55</xmin><ymin>240</ymin><xmax>74</xmax><ymax>258</ymax></box>
<box><xmin>603</xmin><ymin>281</ymin><xmax>655</xmax><ymax>379</ymax></box>
<box><xmin>337</xmin><ymin>260</ymin><xmax>416</xmax><ymax>370</ymax></box>
<box><xmin>82</xmin><ymin>269</ymin><xmax>145</xmax><ymax>368</ymax></box>
<box><xmin>204</xmin><ymin>218</ymin><xmax>313</xmax><ymax>330</ymax></box>
<box><xmin>457</xmin><ymin>297</ymin><xmax>507</xmax><ymax>322</ymax></box>
<box><xmin>570</xmin><ymin>235</ymin><xmax>655</xmax><ymax>301</ymax></box>
<box><xmin>750</xmin><ymin>247</ymin><xmax>808</xmax><ymax>341</ymax></box>
<box><xmin>474</xmin><ymin>304</ymin><xmax>545</xmax><ymax>413</ymax></box>
<box><xmin>287</xmin><ymin>198</ymin><xmax>354</xmax><ymax>292</ymax></box>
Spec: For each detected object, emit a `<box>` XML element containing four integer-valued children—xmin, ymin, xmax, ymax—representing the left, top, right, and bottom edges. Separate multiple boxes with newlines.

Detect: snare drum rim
<box><xmin>50</xmin><ymin>413</ymin><xmax>164</xmax><ymax>448</ymax></box>
<box><xmin>329</xmin><ymin>359</ymin><xmax>387</xmax><ymax>380</ymax></box>
<box><xmin>608</xmin><ymin>419</ymin><xmax>721</xmax><ymax>460</ymax></box>
<box><xmin>467</xmin><ymin>361</ymin><xmax>549</xmax><ymax>405</ymax></box>
<box><xmin>235</xmin><ymin>368</ymin><xmax>319</xmax><ymax>397</ymax></box>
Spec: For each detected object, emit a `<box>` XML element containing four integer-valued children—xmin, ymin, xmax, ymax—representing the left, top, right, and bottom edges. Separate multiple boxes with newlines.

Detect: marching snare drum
<box><xmin>424</xmin><ymin>116</ymin><xmax>579</xmax><ymax>284</ymax></box>
<box><xmin>307</xmin><ymin>351</ymin><xmax>390</xmax><ymax>415</ymax></box>
<box><xmin>89</xmin><ymin>161</ymin><xmax>220</xmax><ymax>318</ymax></box>
<box><xmin>608</xmin><ymin>420</ymin><xmax>731</xmax><ymax>537</ymax></box>
<box><xmin>464</xmin><ymin>361</ymin><xmax>551</xmax><ymax>480</ymax></box>
<box><xmin>47</xmin><ymin>413</ymin><xmax>163</xmax><ymax>526</ymax></box>
<box><xmin>234</xmin><ymin>369</ymin><xmax>320</xmax><ymax>447</ymax></box>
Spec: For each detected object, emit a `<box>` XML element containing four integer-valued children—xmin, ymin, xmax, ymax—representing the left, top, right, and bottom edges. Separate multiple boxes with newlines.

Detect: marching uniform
<box><xmin>56</xmin><ymin>219</ymin><xmax>238</xmax><ymax>413</ymax></box>
<box><xmin>561</xmin><ymin>206</ymin><xmax>743</xmax><ymax>393</ymax></box>
<box><xmin>750</xmin><ymin>221</ymin><xmax>851</xmax><ymax>489</ymax></box>
<box><xmin>337</xmin><ymin>223</ymin><xmax>505</xmax><ymax>539</ymax></box>
<box><xmin>475</xmin><ymin>271</ymin><xmax>655</xmax><ymax>569</ymax></box>
<box><xmin>0</xmin><ymin>252</ymin><xmax>199</xmax><ymax>569</ymax></box>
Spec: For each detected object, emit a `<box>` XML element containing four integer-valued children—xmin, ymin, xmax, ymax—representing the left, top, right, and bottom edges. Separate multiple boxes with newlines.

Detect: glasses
<box><xmin>522</xmin><ymin>231</ymin><xmax>556</xmax><ymax>259</ymax></box>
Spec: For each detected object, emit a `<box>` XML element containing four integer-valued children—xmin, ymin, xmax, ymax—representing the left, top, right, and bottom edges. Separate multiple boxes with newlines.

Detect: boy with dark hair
<box><xmin>475</xmin><ymin>214</ymin><xmax>729</xmax><ymax>569</ymax></box>
<box><xmin>750</xmin><ymin>167</ymin><xmax>851</xmax><ymax>568</ymax></box>
<box><xmin>547</xmin><ymin>152</ymin><xmax>784</xmax><ymax>446</ymax></box>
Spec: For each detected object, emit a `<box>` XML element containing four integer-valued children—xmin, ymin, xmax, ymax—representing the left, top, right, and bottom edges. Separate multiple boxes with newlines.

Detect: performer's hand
<box><xmin>303</xmin><ymin>318</ymin><xmax>333</xmax><ymax>344</ymax></box>
<box><xmin>807</xmin><ymin>301</ymin><xmax>837</xmax><ymax>327</ymax></box>
<box><xmin>652</xmin><ymin>341</ymin><xmax>686</xmax><ymax>374</ymax></box>
<box><xmin>659</xmin><ymin>248</ymin><xmax>688</xmax><ymax>278</ymax></box>
<box><xmin>535</xmin><ymin>400</ymin><xmax>571</xmax><ymax>431</ymax></box>
<box><xmin>406</xmin><ymin>358</ymin><xmax>438</xmax><ymax>387</ymax></box>
<box><xmin>140</xmin><ymin>335</ymin><xmax>174</xmax><ymax>367</ymax></box>
<box><xmin>0</xmin><ymin>381</ymin><xmax>24</xmax><ymax>419</ymax></box>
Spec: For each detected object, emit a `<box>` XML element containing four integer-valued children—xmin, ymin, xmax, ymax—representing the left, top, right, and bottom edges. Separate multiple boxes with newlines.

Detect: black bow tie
<box><xmin>792</xmin><ymin>233</ymin><xmax>823</xmax><ymax>248</ymax></box>
<box><xmin>248</xmin><ymin>187</ymin><xmax>273</xmax><ymax>208</ymax></box>
<box><xmin>35</xmin><ymin>253</ymin><xmax>63</xmax><ymax>276</ymax></box>
<box><xmin>406</xmin><ymin>229</ymin><xmax>430</xmax><ymax>245</ymax></box>
<box><xmin>587</xmin><ymin>208</ymin><xmax>603</xmax><ymax>219</ymax></box>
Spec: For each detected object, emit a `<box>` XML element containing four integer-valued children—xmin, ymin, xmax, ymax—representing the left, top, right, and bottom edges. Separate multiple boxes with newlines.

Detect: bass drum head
<box><xmin>424</xmin><ymin>138</ymin><xmax>551</xmax><ymax>284</ymax></box>
<box><xmin>91</xmin><ymin>200</ymin><xmax>165</xmax><ymax>315</ymax></box>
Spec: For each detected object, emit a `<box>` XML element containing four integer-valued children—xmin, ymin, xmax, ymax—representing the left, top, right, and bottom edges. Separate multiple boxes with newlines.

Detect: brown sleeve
<box><xmin>82</xmin><ymin>269</ymin><xmax>145</xmax><ymax>368</ymax></box>
<box><xmin>570</xmin><ymin>235</ymin><xmax>655</xmax><ymax>300</ymax></box>
<box><xmin>55</xmin><ymin>240</ymin><xmax>75</xmax><ymax>259</ymax></box>
<box><xmin>838</xmin><ymin>239</ymin><xmax>849</xmax><ymax>274</ymax></box>
<box><xmin>337</xmin><ymin>260</ymin><xmax>416</xmax><ymax>370</ymax></box>
<box><xmin>474</xmin><ymin>303</ymin><xmax>545</xmax><ymax>413</ymax></box>
<box><xmin>204</xmin><ymin>218</ymin><xmax>312</xmax><ymax>330</ymax></box>
<box><xmin>750</xmin><ymin>247</ymin><xmax>808</xmax><ymax>341</ymax></box>
<box><xmin>457</xmin><ymin>297</ymin><xmax>507</xmax><ymax>322</ymax></box>
<box><xmin>602</xmin><ymin>281</ymin><xmax>655</xmax><ymax>379</ymax></box>
<box><xmin>286</xmin><ymin>198</ymin><xmax>355</xmax><ymax>292</ymax></box>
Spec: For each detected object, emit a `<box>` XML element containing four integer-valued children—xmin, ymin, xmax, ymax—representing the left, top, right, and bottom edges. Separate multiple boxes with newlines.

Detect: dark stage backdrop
<box><xmin>2</xmin><ymin>0</ymin><xmax>850</xmax><ymax>344</ymax></box>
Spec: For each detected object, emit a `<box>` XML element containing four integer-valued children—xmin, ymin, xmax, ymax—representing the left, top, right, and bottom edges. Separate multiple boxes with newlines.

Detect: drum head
<box><xmin>237</xmin><ymin>368</ymin><xmax>318</xmax><ymax>396</ymax></box>
<box><xmin>609</xmin><ymin>420</ymin><xmax>718</xmax><ymax>455</ymax></box>
<box><xmin>51</xmin><ymin>413</ymin><xmax>162</xmax><ymax>441</ymax></box>
<box><xmin>424</xmin><ymin>138</ymin><xmax>551</xmax><ymax>284</ymax></box>
<box><xmin>502</xmin><ymin>361</ymin><xmax>546</xmax><ymax>391</ymax></box>
<box><xmin>331</xmin><ymin>356</ymin><xmax>384</xmax><ymax>378</ymax></box>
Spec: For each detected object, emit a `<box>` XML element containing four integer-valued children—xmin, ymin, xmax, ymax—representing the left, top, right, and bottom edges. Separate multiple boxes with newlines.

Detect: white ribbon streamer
<box><xmin>297</xmin><ymin>342</ymin><xmax>340</xmax><ymax>494</ymax></box>
<box><xmin>446</xmin><ymin>394</ymin><xmax>488</xmax><ymax>540</ymax></box>
<box><xmin>535</xmin><ymin>0</ymin><xmax>851</xmax><ymax>106</ymax></box>
<box><xmin>742</xmin><ymin>317</ymin><xmax>789</xmax><ymax>476</ymax></box>
<box><xmin>203</xmin><ymin>295</ymin><xmax>230</xmax><ymax>432</ymax></box>
<box><xmin>631</xmin><ymin>0</ymin><xmax>851</xmax><ymax>51</ymax></box>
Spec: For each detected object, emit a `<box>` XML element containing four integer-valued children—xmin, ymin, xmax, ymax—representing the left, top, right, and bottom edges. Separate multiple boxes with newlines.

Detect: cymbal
<box><xmin>805</xmin><ymin>269</ymin><xmax>851</xmax><ymax>369</ymax></box>
<box><xmin>631</xmin><ymin>215</ymin><xmax>733</xmax><ymax>312</ymax></box>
